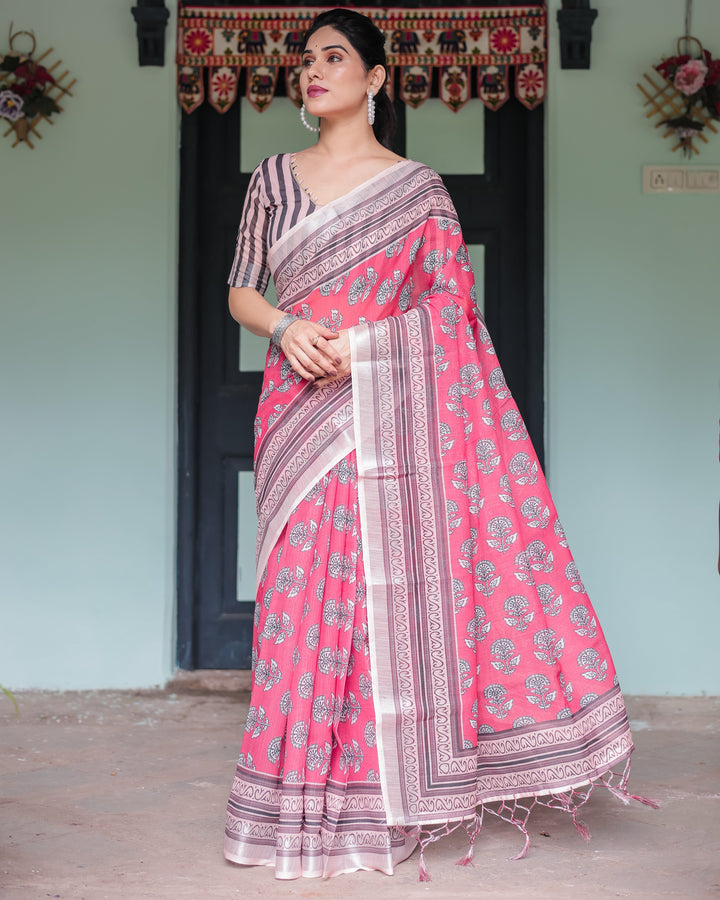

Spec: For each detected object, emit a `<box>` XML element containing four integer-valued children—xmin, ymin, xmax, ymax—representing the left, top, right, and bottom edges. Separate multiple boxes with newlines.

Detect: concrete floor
<box><xmin>1</xmin><ymin>682</ymin><xmax>718</xmax><ymax>899</ymax></box>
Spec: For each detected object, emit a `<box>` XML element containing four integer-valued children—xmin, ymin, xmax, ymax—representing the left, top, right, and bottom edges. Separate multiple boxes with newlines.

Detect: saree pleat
<box><xmin>225</xmin><ymin>455</ymin><xmax>415</xmax><ymax>877</ymax></box>
<box><xmin>225</xmin><ymin>156</ymin><xmax>646</xmax><ymax>879</ymax></box>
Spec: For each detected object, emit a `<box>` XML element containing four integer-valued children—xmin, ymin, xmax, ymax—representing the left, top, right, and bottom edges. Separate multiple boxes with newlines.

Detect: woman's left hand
<box><xmin>314</xmin><ymin>330</ymin><xmax>351</xmax><ymax>387</ymax></box>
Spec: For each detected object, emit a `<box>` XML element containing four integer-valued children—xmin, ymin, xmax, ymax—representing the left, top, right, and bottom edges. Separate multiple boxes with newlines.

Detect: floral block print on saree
<box><xmin>225</xmin><ymin>158</ymin><xmax>650</xmax><ymax>880</ymax></box>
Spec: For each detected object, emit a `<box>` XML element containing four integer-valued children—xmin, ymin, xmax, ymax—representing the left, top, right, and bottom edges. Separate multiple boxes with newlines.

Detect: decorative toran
<box><xmin>176</xmin><ymin>5</ymin><xmax>546</xmax><ymax>115</ymax></box>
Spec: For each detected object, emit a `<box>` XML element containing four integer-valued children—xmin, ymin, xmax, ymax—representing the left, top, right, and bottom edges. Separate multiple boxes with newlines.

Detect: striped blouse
<box><xmin>228</xmin><ymin>153</ymin><xmax>317</xmax><ymax>294</ymax></box>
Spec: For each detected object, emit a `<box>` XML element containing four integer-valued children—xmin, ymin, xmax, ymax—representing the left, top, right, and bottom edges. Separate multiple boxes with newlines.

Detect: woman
<box><xmin>224</xmin><ymin>8</ymin><xmax>651</xmax><ymax>881</ymax></box>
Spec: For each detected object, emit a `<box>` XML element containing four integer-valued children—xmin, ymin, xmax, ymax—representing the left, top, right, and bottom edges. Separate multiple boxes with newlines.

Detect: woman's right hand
<box><xmin>280</xmin><ymin>318</ymin><xmax>343</xmax><ymax>382</ymax></box>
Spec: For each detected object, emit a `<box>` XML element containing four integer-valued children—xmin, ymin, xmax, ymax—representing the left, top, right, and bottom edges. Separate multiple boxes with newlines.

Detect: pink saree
<box><xmin>224</xmin><ymin>160</ymin><xmax>646</xmax><ymax>880</ymax></box>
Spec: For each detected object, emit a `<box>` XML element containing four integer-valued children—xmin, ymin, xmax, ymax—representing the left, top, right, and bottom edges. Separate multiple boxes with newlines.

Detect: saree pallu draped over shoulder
<box><xmin>225</xmin><ymin>160</ymin><xmax>651</xmax><ymax>881</ymax></box>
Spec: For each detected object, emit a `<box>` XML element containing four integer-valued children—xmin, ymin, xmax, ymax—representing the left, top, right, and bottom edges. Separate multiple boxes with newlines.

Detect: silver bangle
<box><xmin>270</xmin><ymin>313</ymin><xmax>298</xmax><ymax>348</ymax></box>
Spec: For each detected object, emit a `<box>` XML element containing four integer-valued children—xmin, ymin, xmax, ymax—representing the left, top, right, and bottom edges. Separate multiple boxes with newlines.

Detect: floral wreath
<box><xmin>654</xmin><ymin>37</ymin><xmax>720</xmax><ymax>154</ymax></box>
<box><xmin>0</xmin><ymin>26</ymin><xmax>73</xmax><ymax>147</ymax></box>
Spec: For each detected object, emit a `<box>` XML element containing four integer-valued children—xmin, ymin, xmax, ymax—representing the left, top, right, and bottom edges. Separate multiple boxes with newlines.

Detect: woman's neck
<box><xmin>312</xmin><ymin>118</ymin><xmax>382</xmax><ymax>161</ymax></box>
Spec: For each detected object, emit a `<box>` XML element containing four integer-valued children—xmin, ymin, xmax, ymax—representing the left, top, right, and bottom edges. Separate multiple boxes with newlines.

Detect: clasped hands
<box><xmin>279</xmin><ymin>319</ymin><xmax>350</xmax><ymax>387</ymax></box>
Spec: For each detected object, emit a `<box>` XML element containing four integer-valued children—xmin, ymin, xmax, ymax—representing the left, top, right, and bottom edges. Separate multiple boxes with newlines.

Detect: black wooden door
<box><xmin>177</xmin><ymin>8</ymin><xmax>544</xmax><ymax>671</ymax></box>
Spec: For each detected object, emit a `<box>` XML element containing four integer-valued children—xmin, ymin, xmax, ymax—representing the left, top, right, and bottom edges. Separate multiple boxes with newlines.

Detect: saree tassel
<box><xmin>456</xmin><ymin>811</ymin><xmax>482</xmax><ymax>866</ymax></box>
<box><xmin>416</xmin><ymin>823</ymin><xmax>458</xmax><ymax>881</ymax></box>
<box><xmin>606</xmin><ymin>782</ymin><xmax>660</xmax><ymax>809</ymax></box>
<box><xmin>606</xmin><ymin>783</ymin><xmax>632</xmax><ymax>805</ymax></box>
<box><xmin>456</xmin><ymin>825</ymin><xmax>477</xmax><ymax>866</ymax></box>
<box><xmin>628</xmin><ymin>793</ymin><xmax>661</xmax><ymax>809</ymax></box>
<box><xmin>602</xmin><ymin>762</ymin><xmax>660</xmax><ymax>809</ymax></box>
<box><xmin>544</xmin><ymin>790</ymin><xmax>592</xmax><ymax>842</ymax></box>
<box><xmin>507</xmin><ymin>824</ymin><xmax>531</xmax><ymax>861</ymax></box>
<box><xmin>456</xmin><ymin>844</ymin><xmax>476</xmax><ymax>867</ymax></box>
<box><xmin>571</xmin><ymin>812</ymin><xmax>592</xmax><ymax>843</ymax></box>
<box><xmin>552</xmin><ymin>790</ymin><xmax>573</xmax><ymax>811</ymax></box>
<box><xmin>418</xmin><ymin>849</ymin><xmax>431</xmax><ymax>882</ymax></box>
<box><xmin>395</xmin><ymin>824</ymin><xmax>432</xmax><ymax>880</ymax></box>
<box><xmin>456</xmin><ymin>833</ymin><xmax>478</xmax><ymax>867</ymax></box>
<box><xmin>489</xmin><ymin>799</ymin><xmax>533</xmax><ymax>861</ymax></box>
<box><xmin>504</xmin><ymin>804</ymin><xmax>531</xmax><ymax>861</ymax></box>
<box><xmin>618</xmin><ymin>756</ymin><xmax>633</xmax><ymax>790</ymax></box>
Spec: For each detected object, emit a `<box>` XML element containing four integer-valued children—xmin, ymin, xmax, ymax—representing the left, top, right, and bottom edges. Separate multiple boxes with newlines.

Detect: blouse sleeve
<box><xmin>227</xmin><ymin>162</ymin><xmax>271</xmax><ymax>294</ymax></box>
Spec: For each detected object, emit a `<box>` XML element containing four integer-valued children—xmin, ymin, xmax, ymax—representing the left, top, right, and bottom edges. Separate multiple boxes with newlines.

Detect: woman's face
<box><xmin>300</xmin><ymin>25</ymin><xmax>382</xmax><ymax>120</ymax></box>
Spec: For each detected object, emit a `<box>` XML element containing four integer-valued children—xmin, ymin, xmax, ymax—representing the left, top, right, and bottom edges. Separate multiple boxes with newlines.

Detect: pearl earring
<box><xmin>300</xmin><ymin>104</ymin><xmax>320</xmax><ymax>132</ymax></box>
<box><xmin>367</xmin><ymin>90</ymin><xmax>376</xmax><ymax>126</ymax></box>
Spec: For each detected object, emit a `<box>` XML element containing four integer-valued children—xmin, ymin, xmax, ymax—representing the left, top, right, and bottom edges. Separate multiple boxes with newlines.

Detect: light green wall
<box><xmin>546</xmin><ymin>0</ymin><xmax>720</xmax><ymax>693</ymax></box>
<box><xmin>406</xmin><ymin>98</ymin><xmax>485</xmax><ymax>174</ymax></box>
<box><xmin>1</xmin><ymin>1</ymin><xmax>717</xmax><ymax>694</ymax></box>
<box><xmin>0</xmin><ymin>0</ymin><xmax>178</xmax><ymax>688</ymax></box>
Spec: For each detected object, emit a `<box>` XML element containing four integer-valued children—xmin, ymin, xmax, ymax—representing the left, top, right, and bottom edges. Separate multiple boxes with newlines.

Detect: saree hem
<box><xmin>223</xmin><ymin>838</ymin><xmax>417</xmax><ymax>880</ymax></box>
<box><xmin>223</xmin><ymin>758</ymin><xmax>656</xmax><ymax>881</ymax></box>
